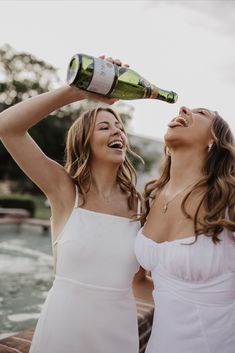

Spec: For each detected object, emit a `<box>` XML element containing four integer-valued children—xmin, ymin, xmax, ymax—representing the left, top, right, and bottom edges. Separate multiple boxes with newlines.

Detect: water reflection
<box><xmin>0</xmin><ymin>224</ymin><xmax>53</xmax><ymax>338</ymax></box>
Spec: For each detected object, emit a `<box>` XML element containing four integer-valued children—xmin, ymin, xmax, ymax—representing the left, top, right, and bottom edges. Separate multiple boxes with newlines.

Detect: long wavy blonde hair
<box><xmin>64</xmin><ymin>106</ymin><xmax>143</xmax><ymax>213</ymax></box>
<box><xmin>143</xmin><ymin>112</ymin><xmax>235</xmax><ymax>243</ymax></box>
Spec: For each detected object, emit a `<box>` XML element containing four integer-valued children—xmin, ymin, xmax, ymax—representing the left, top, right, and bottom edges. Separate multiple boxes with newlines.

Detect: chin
<box><xmin>164</xmin><ymin>130</ymin><xmax>185</xmax><ymax>145</ymax></box>
<box><xmin>164</xmin><ymin>128</ymin><xmax>175</xmax><ymax>139</ymax></box>
<box><xmin>110</xmin><ymin>156</ymin><xmax>125</xmax><ymax>165</ymax></box>
<box><xmin>114</xmin><ymin>157</ymin><xmax>125</xmax><ymax>165</ymax></box>
<box><xmin>164</xmin><ymin>131</ymin><xmax>176</xmax><ymax>144</ymax></box>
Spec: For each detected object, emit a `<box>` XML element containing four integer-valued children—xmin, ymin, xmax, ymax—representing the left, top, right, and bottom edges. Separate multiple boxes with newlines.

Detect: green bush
<box><xmin>0</xmin><ymin>196</ymin><xmax>35</xmax><ymax>217</ymax></box>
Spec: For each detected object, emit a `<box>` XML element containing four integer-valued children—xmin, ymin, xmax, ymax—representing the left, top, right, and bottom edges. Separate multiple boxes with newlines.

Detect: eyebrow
<box><xmin>96</xmin><ymin>121</ymin><xmax>122</xmax><ymax>126</ymax></box>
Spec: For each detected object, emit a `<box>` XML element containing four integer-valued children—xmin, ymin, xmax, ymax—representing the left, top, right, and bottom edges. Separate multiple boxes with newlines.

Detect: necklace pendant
<box><xmin>163</xmin><ymin>204</ymin><xmax>168</xmax><ymax>213</ymax></box>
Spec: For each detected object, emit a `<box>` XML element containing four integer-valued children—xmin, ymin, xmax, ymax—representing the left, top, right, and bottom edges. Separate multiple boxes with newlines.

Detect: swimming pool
<box><xmin>0</xmin><ymin>224</ymin><xmax>53</xmax><ymax>338</ymax></box>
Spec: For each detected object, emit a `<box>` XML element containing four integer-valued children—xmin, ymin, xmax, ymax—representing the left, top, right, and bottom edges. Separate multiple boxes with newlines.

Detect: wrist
<box><xmin>58</xmin><ymin>85</ymin><xmax>86</xmax><ymax>104</ymax></box>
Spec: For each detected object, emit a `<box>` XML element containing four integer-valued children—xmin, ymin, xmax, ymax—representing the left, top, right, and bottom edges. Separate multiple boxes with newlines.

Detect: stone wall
<box><xmin>0</xmin><ymin>298</ymin><xmax>154</xmax><ymax>353</ymax></box>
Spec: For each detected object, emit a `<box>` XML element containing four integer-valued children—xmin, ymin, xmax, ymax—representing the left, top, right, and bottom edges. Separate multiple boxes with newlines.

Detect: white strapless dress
<box><xmin>135</xmin><ymin>228</ymin><xmax>235</xmax><ymax>353</ymax></box>
<box><xmin>29</xmin><ymin>202</ymin><xmax>140</xmax><ymax>353</ymax></box>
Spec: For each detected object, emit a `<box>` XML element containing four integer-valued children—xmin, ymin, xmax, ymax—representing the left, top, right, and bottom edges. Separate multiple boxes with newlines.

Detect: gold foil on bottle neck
<box><xmin>150</xmin><ymin>85</ymin><xmax>159</xmax><ymax>99</ymax></box>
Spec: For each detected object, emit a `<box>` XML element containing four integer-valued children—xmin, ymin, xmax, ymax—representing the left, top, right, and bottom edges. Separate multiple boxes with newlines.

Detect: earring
<box><xmin>208</xmin><ymin>143</ymin><xmax>213</xmax><ymax>152</ymax></box>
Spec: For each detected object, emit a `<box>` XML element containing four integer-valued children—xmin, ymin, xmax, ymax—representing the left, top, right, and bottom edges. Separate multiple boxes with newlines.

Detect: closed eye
<box><xmin>197</xmin><ymin>110</ymin><xmax>206</xmax><ymax>115</ymax></box>
<box><xmin>197</xmin><ymin>109</ymin><xmax>212</xmax><ymax>120</ymax></box>
<box><xmin>193</xmin><ymin>109</ymin><xmax>210</xmax><ymax>118</ymax></box>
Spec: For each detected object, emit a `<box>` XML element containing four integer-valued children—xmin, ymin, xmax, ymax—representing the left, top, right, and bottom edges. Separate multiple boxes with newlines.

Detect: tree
<box><xmin>0</xmin><ymin>44</ymin><xmax>80</xmax><ymax>191</ymax></box>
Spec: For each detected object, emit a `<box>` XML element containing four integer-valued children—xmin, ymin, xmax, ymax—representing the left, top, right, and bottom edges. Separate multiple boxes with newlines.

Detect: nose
<box><xmin>112</xmin><ymin>126</ymin><xmax>121</xmax><ymax>135</ymax></box>
<box><xmin>179</xmin><ymin>106</ymin><xmax>191</xmax><ymax>116</ymax></box>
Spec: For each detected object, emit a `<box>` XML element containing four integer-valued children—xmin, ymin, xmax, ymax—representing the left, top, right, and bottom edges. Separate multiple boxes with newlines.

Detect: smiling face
<box><xmin>164</xmin><ymin>106</ymin><xmax>215</xmax><ymax>151</ymax></box>
<box><xmin>89</xmin><ymin>110</ymin><xmax>127</xmax><ymax>165</ymax></box>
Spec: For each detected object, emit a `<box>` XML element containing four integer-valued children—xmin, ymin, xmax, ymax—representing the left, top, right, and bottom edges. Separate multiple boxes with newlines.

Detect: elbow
<box><xmin>0</xmin><ymin>120</ymin><xmax>6</xmax><ymax>138</ymax></box>
<box><xmin>0</xmin><ymin>112</ymin><xmax>9</xmax><ymax>137</ymax></box>
<box><xmin>0</xmin><ymin>120</ymin><xmax>10</xmax><ymax>138</ymax></box>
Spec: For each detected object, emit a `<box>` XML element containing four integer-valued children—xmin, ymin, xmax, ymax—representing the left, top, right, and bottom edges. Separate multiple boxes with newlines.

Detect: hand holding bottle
<box><xmin>67</xmin><ymin>53</ymin><xmax>178</xmax><ymax>103</ymax></box>
<box><xmin>100</xmin><ymin>55</ymin><xmax>130</xmax><ymax>68</ymax></box>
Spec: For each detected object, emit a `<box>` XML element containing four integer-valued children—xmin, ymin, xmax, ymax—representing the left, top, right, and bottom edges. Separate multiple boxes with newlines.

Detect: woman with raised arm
<box><xmin>0</xmin><ymin>85</ymin><xmax>143</xmax><ymax>353</ymax></box>
<box><xmin>135</xmin><ymin>106</ymin><xmax>235</xmax><ymax>353</ymax></box>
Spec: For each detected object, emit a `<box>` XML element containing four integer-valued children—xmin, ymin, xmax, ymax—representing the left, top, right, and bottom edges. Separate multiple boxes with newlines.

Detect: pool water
<box><xmin>0</xmin><ymin>224</ymin><xmax>54</xmax><ymax>338</ymax></box>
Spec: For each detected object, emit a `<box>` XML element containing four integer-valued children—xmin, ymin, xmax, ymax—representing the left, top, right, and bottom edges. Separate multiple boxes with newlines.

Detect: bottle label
<box><xmin>87</xmin><ymin>57</ymin><xmax>115</xmax><ymax>95</ymax></box>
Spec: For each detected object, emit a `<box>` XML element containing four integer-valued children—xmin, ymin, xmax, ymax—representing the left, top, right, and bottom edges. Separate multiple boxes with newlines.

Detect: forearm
<box><xmin>0</xmin><ymin>85</ymin><xmax>84</xmax><ymax>137</ymax></box>
<box><xmin>132</xmin><ymin>267</ymin><xmax>154</xmax><ymax>302</ymax></box>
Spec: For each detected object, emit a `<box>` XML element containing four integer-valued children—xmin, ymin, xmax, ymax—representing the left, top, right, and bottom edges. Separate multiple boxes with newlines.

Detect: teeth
<box><xmin>182</xmin><ymin>117</ymin><xmax>188</xmax><ymax>126</ymax></box>
<box><xmin>108</xmin><ymin>140</ymin><xmax>123</xmax><ymax>149</ymax></box>
<box><xmin>176</xmin><ymin>117</ymin><xmax>188</xmax><ymax>127</ymax></box>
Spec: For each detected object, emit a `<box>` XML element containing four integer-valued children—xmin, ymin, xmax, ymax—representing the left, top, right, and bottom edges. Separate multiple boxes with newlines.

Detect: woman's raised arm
<box><xmin>0</xmin><ymin>86</ymin><xmax>85</xmax><ymax>197</ymax></box>
<box><xmin>0</xmin><ymin>85</ymin><xmax>115</xmax><ymax>197</ymax></box>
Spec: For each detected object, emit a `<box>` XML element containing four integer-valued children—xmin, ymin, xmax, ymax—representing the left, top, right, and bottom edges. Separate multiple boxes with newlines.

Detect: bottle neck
<box><xmin>151</xmin><ymin>85</ymin><xmax>178</xmax><ymax>103</ymax></box>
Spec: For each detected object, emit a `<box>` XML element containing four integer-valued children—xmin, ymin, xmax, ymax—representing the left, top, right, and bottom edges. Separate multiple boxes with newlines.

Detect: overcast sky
<box><xmin>0</xmin><ymin>0</ymin><xmax>234</xmax><ymax>141</ymax></box>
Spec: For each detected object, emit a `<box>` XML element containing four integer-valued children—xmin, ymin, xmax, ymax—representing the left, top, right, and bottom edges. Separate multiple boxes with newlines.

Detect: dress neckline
<box><xmin>77</xmin><ymin>207</ymin><xmax>133</xmax><ymax>221</ymax></box>
<box><xmin>138</xmin><ymin>227</ymin><xmax>203</xmax><ymax>245</ymax></box>
<box><xmin>52</xmin><ymin>207</ymin><xmax>135</xmax><ymax>248</ymax></box>
<box><xmin>74</xmin><ymin>184</ymin><xmax>138</xmax><ymax>221</ymax></box>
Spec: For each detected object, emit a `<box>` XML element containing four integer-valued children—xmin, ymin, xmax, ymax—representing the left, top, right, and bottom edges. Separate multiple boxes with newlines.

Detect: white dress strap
<box><xmin>137</xmin><ymin>199</ymin><xmax>141</xmax><ymax>214</ymax></box>
<box><xmin>74</xmin><ymin>183</ymin><xmax>79</xmax><ymax>208</ymax></box>
<box><xmin>53</xmin><ymin>183</ymin><xmax>79</xmax><ymax>248</ymax></box>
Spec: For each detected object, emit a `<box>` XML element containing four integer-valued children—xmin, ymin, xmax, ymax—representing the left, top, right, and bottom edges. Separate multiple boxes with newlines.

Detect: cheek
<box><xmin>90</xmin><ymin>143</ymin><xmax>106</xmax><ymax>157</ymax></box>
<box><xmin>195</xmin><ymin>122</ymin><xmax>212</xmax><ymax>140</ymax></box>
<box><xmin>90</xmin><ymin>134</ymin><xmax>107</xmax><ymax>150</ymax></box>
<box><xmin>90</xmin><ymin>139</ymin><xmax>112</xmax><ymax>161</ymax></box>
<box><xmin>122</xmin><ymin>134</ymin><xmax>128</xmax><ymax>147</ymax></box>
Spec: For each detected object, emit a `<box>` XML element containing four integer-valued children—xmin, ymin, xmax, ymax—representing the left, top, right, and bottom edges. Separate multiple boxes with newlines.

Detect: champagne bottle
<box><xmin>67</xmin><ymin>54</ymin><xmax>178</xmax><ymax>103</ymax></box>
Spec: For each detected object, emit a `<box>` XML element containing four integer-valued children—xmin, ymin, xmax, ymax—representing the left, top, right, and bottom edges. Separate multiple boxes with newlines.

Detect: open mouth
<box><xmin>168</xmin><ymin>116</ymin><xmax>189</xmax><ymax>128</ymax></box>
<box><xmin>108</xmin><ymin>140</ymin><xmax>124</xmax><ymax>150</ymax></box>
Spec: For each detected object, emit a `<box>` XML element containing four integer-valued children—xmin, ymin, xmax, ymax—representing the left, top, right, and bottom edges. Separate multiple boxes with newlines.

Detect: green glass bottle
<box><xmin>67</xmin><ymin>54</ymin><xmax>178</xmax><ymax>103</ymax></box>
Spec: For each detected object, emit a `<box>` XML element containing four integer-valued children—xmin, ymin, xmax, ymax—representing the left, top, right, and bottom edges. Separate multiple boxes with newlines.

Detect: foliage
<box><xmin>0</xmin><ymin>44</ymin><xmax>59</xmax><ymax>105</ymax></box>
<box><xmin>0</xmin><ymin>44</ymin><xmax>80</xmax><ymax>190</ymax></box>
<box><xmin>128</xmin><ymin>142</ymin><xmax>161</xmax><ymax>174</ymax></box>
<box><xmin>0</xmin><ymin>195</ymin><xmax>35</xmax><ymax>216</ymax></box>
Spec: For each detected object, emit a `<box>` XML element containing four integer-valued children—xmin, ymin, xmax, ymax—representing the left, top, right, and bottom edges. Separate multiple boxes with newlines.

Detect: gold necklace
<box><xmin>162</xmin><ymin>181</ymin><xmax>198</xmax><ymax>213</ymax></box>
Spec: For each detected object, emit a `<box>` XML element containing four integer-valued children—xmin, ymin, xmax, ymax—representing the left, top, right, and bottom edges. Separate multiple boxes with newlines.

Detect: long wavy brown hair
<box><xmin>64</xmin><ymin>106</ymin><xmax>143</xmax><ymax>215</ymax></box>
<box><xmin>143</xmin><ymin>112</ymin><xmax>235</xmax><ymax>243</ymax></box>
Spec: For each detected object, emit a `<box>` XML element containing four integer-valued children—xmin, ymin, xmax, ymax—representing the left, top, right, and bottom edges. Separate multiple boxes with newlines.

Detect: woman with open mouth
<box><xmin>0</xmin><ymin>85</ymin><xmax>144</xmax><ymax>353</ymax></box>
<box><xmin>135</xmin><ymin>106</ymin><xmax>235</xmax><ymax>353</ymax></box>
